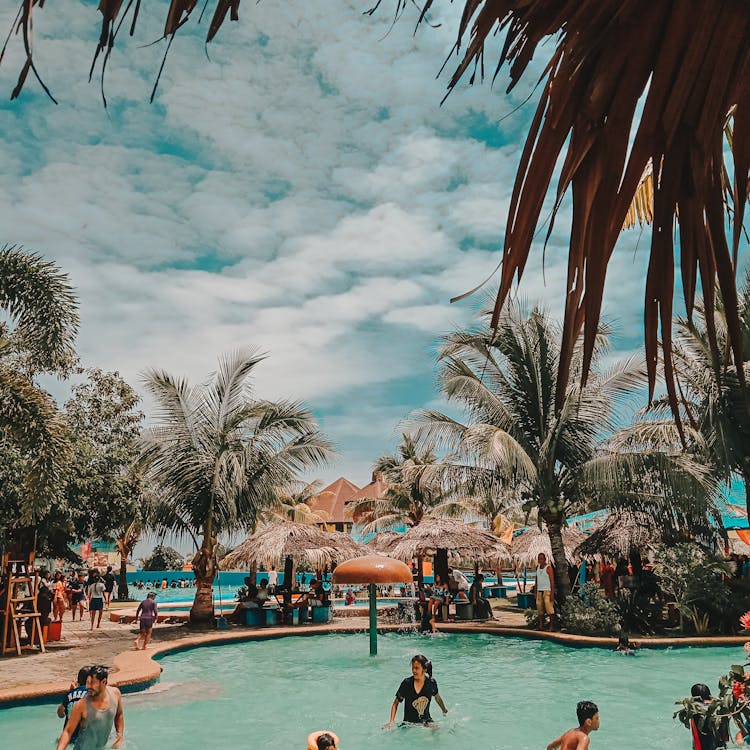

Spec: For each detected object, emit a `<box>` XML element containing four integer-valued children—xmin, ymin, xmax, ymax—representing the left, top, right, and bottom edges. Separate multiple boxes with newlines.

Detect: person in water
<box><xmin>689</xmin><ymin>683</ymin><xmax>727</xmax><ymax>750</ymax></box>
<box><xmin>614</xmin><ymin>633</ymin><xmax>639</xmax><ymax>653</ymax></box>
<box><xmin>546</xmin><ymin>701</ymin><xmax>600</xmax><ymax>750</ymax></box>
<box><xmin>307</xmin><ymin>730</ymin><xmax>339</xmax><ymax>749</ymax></box>
<box><xmin>57</xmin><ymin>666</ymin><xmax>90</xmax><ymax>747</ymax></box>
<box><xmin>133</xmin><ymin>592</ymin><xmax>158</xmax><ymax>651</ymax></box>
<box><xmin>55</xmin><ymin>665</ymin><xmax>124</xmax><ymax>749</ymax></box>
<box><xmin>387</xmin><ymin>654</ymin><xmax>448</xmax><ymax>727</ymax></box>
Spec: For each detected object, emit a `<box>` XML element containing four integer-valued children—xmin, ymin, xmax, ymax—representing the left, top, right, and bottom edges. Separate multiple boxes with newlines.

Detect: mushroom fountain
<box><xmin>332</xmin><ymin>555</ymin><xmax>412</xmax><ymax>656</ymax></box>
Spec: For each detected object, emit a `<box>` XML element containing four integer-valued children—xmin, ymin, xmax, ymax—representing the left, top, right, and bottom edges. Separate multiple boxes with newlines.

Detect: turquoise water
<box><xmin>0</xmin><ymin>633</ymin><xmax>735</xmax><ymax>749</ymax></box>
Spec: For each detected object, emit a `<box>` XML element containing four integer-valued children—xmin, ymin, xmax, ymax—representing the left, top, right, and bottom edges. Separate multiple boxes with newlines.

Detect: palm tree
<box><xmin>640</xmin><ymin>275</ymin><xmax>750</xmax><ymax>518</ymax></box>
<box><xmin>0</xmin><ymin>245</ymin><xmax>78</xmax><ymax>526</ymax></box>
<box><xmin>351</xmin><ymin>434</ymin><xmax>463</xmax><ymax>533</ymax></box>
<box><xmin>414</xmin><ymin>304</ymin><xmax>715</xmax><ymax>599</ymax></box>
<box><xmin>259</xmin><ymin>481</ymin><xmax>331</xmax><ymax>526</ymax></box>
<box><xmin>139</xmin><ymin>349</ymin><xmax>334</xmax><ymax>625</ymax></box>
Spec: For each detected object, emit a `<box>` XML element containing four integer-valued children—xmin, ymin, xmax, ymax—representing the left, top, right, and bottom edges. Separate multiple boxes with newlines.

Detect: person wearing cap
<box><xmin>55</xmin><ymin>665</ymin><xmax>124</xmax><ymax>749</ymax></box>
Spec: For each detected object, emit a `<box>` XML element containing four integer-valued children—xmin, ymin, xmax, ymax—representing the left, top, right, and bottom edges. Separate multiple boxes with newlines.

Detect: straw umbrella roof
<box><xmin>383</xmin><ymin>518</ymin><xmax>511</xmax><ymax>563</ymax></box>
<box><xmin>369</xmin><ymin>532</ymin><xmax>400</xmax><ymax>553</ymax></box>
<box><xmin>727</xmin><ymin>537</ymin><xmax>750</xmax><ymax>556</ymax></box>
<box><xmin>575</xmin><ymin>512</ymin><xmax>658</xmax><ymax>559</ymax></box>
<box><xmin>220</xmin><ymin>522</ymin><xmax>367</xmax><ymax>570</ymax></box>
<box><xmin>511</xmin><ymin>525</ymin><xmax>587</xmax><ymax>567</ymax></box>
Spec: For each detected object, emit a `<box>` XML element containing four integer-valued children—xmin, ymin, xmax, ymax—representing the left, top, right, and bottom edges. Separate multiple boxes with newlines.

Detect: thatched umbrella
<box><xmin>383</xmin><ymin>519</ymin><xmax>511</xmax><ymax>578</ymax></box>
<box><xmin>511</xmin><ymin>525</ymin><xmax>587</xmax><ymax>567</ymax></box>
<box><xmin>220</xmin><ymin>522</ymin><xmax>366</xmax><ymax>605</ymax></box>
<box><xmin>727</xmin><ymin>537</ymin><xmax>750</xmax><ymax>557</ymax></box>
<box><xmin>575</xmin><ymin>512</ymin><xmax>659</xmax><ymax>560</ymax></box>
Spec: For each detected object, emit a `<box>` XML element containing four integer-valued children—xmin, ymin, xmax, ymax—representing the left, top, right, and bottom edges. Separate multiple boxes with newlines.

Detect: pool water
<box><xmin>0</xmin><ymin>633</ymin><xmax>734</xmax><ymax>749</ymax></box>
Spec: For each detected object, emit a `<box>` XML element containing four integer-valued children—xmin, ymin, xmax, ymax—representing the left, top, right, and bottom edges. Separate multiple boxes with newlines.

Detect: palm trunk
<box><xmin>190</xmin><ymin>544</ymin><xmax>216</xmax><ymax>626</ymax></box>
<box><xmin>117</xmin><ymin>554</ymin><xmax>129</xmax><ymax>600</ymax></box>
<box><xmin>545</xmin><ymin>515</ymin><xmax>571</xmax><ymax>602</ymax></box>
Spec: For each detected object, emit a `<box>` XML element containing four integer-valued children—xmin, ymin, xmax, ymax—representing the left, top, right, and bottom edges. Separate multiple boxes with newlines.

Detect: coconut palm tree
<box><xmin>414</xmin><ymin>304</ymin><xmax>716</xmax><ymax>599</ymax></box>
<box><xmin>638</xmin><ymin>274</ymin><xmax>750</xmax><ymax>517</ymax></box>
<box><xmin>138</xmin><ymin>349</ymin><xmax>334</xmax><ymax>625</ymax></box>
<box><xmin>351</xmin><ymin>434</ymin><xmax>463</xmax><ymax>534</ymax></box>
<box><xmin>259</xmin><ymin>481</ymin><xmax>331</xmax><ymax>526</ymax></box>
<box><xmin>0</xmin><ymin>244</ymin><xmax>78</xmax><ymax>525</ymax></box>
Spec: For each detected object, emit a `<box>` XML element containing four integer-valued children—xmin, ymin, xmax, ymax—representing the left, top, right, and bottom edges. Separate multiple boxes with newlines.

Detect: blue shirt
<box><xmin>62</xmin><ymin>686</ymin><xmax>87</xmax><ymax>743</ymax></box>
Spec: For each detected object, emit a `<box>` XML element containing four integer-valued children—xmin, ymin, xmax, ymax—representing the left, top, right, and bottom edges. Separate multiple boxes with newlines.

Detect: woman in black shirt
<box><xmin>387</xmin><ymin>655</ymin><xmax>448</xmax><ymax>726</ymax></box>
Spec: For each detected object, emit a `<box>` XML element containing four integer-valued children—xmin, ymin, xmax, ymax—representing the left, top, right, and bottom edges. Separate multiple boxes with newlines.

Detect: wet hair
<box><xmin>617</xmin><ymin>633</ymin><xmax>630</xmax><ymax>646</ymax></box>
<box><xmin>411</xmin><ymin>654</ymin><xmax>433</xmax><ymax>679</ymax></box>
<box><xmin>89</xmin><ymin>665</ymin><xmax>109</xmax><ymax>682</ymax></box>
<box><xmin>316</xmin><ymin>734</ymin><xmax>337</xmax><ymax>749</ymax></box>
<box><xmin>147</xmin><ymin>592</ymin><xmax>156</xmax><ymax>599</ymax></box>
<box><xmin>577</xmin><ymin>701</ymin><xmax>598</xmax><ymax>726</ymax></box>
<box><xmin>77</xmin><ymin>666</ymin><xmax>90</xmax><ymax>686</ymax></box>
<box><xmin>691</xmin><ymin>684</ymin><xmax>712</xmax><ymax>701</ymax></box>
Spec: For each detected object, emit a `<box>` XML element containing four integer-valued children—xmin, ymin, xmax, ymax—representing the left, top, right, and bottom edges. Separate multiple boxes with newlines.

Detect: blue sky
<box><xmin>2</xmin><ymin>1</ymin><xmax>661</xmax><ymax>491</ymax></box>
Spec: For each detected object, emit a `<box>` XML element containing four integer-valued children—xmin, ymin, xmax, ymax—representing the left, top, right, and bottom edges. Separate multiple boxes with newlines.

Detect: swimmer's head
<box><xmin>307</xmin><ymin>730</ymin><xmax>339</xmax><ymax>750</ymax></box>
<box><xmin>617</xmin><ymin>633</ymin><xmax>630</xmax><ymax>646</ymax></box>
<box><xmin>77</xmin><ymin>666</ymin><xmax>91</xmax><ymax>686</ymax></box>
<box><xmin>411</xmin><ymin>654</ymin><xmax>432</xmax><ymax>679</ymax></box>
<box><xmin>691</xmin><ymin>684</ymin><xmax>712</xmax><ymax>702</ymax></box>
<box><xmin>316</xmin><ymin>733</ymin><xmax>337</xmax><ymax>749</ymax></box>
<box><xmin>576</xmin><ymin>701</ymin><xmax>599</xmax><ymax>731</ymax></box>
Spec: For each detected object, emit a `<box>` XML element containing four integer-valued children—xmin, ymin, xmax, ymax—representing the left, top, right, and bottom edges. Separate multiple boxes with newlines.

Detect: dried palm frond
<box><xmin>511</xmin><ymin>524</ymin><xmax>586</xmax><ymax>567</ymax></box>
<box><xmin>220</xmin><ymin>521</ymin><xmax>367</xmax><ymax>570</ymax></box>
<box><xmin>1</xmin><ymin>0</ymin><xmax>243</xmax><ymax>104</ymax></box>
<box><xmin>407</xmin><ymin>0</ymin><xmax>750</xmax><ymax>421</ymax></box>
<box><xmin>383</xmin><ymin>517</ymin><xmax>511</xmax><ymax>563</ymax></box>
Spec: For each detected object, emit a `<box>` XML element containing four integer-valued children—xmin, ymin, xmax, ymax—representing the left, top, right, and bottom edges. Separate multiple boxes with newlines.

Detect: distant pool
<box><xmin>0</xmin><ymin>633</ymin><xmax>736</xmax><ymax>749</ymax></box>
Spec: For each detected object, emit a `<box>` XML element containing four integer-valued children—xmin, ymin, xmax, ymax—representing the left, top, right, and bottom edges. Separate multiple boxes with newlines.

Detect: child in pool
<box><xmin>307</xmin><ymin>731</ymin><xmax>339</xmax><ymax>749</ymax></box>
<box><xmin>547</xmin><ymin>701</ymin><xmax>600</xmax><ymax>750</ymax></box>
<box><xmin>614</xmin><ymin>633</ymin><xmax>638</xmax><ymax>653</ymax></box>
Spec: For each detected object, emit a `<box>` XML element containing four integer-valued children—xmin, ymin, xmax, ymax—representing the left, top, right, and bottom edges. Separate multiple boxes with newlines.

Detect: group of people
<box><xmin>307</xmin><ymin>655</ymin><xmax>601</xmax><ymax>750</ymax></box>
<box><xmin>55</xmin><ymin>664</ymin><xmax>124</xmax><ymax>749</ymax></box>
<box><xmin>417</xmin><ymin>567</ymin><xmax>495</xmax><ymax>632</ymax></box>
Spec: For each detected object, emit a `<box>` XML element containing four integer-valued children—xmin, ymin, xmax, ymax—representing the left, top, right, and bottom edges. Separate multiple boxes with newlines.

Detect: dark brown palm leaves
<box><xmin>1</xmin><ymin>0</ymin><xmax>242</xmax><ymax>105</ymax></box>
<box><xmin>425</xmin><ymin>0</ymin><xmax>750</xmax><ymax>424</ymax></box>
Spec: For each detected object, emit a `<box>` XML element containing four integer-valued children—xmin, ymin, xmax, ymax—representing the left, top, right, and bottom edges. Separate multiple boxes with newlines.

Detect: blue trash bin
<box><xmin>516</xmin><ymin>592</ymin><xmax>536</xmax><ymax>609</ymax></box>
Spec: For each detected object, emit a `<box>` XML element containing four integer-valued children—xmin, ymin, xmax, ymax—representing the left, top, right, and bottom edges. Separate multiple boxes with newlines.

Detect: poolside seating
<box><xmin>484</xmin><ymin>586</ymin><xmax>507</xmax><ymax>598</ymax></box>
<box><xmin>516</xmin><ymin>592</ymin><xmax>535</xmax><ymax>609</ymax></box>
<box><xmin>454</xmin><ymin>602</ymin><xmax>475</xmax><ymax>620</ymax></box>
<box><xmin>311</xmin><ymin>605</ymin><xmax>332</xmax><ymax>623</ymax></box>
<box><xmin>242</xmin><ymin>608</ymin><xmax>263</xmax><ymax>627</ymax></box>
<box><xmin>264</xmin><ymin>608</ymin><xmax>281</xmax><ymax>626</ymax></box>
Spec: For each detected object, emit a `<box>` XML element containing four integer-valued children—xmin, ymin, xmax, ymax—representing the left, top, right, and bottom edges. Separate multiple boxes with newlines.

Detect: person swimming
<box><xmin>614</xmin><ymin>633</ymin><xmax>638</xmax><ymax>653</ymax></box>
<box><xmin>386</xmin><ymin>654</ymin><xmax>448</xmax><ymax>727</ymax></box>
<box><xmin>546</xmin><ymin>701</ymin><xmax>600</xmax><ymax>750</ymax></box>
<box><xmin>307</xmin><ymin>730</ymin><xmax>339</xmax><ymax>749</ymax></box>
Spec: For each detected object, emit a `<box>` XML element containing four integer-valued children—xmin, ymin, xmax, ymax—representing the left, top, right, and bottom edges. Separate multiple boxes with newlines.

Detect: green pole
<box><xmin>369</xmin><ymin>583</ymin><xmax>377</xmax><ymax>656</ymax></box>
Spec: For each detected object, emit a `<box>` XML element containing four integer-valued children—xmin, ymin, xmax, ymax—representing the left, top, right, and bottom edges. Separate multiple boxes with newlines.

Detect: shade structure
<box><xmin>332</xmin><ymin>555</ymin><xmax>412</xmax><ymax>585</ymax></box>
<box><xmin>575</xmin><ymin>512</ymin><xmax>659</xmax><ymax>560</ymax></box>
<box><xmin>333</xmin><ymin>555</ymin><xmax>412</xmax><ymax>657</ymax></box>
<box><xmin>511</xmin><ymin>525</ymin><xmax>586</xmax><ymax>567</ymax></box>
<box><xmin>220</xmin><ymin>522</ymin><xmax>366</xmax><ymax>570</ymax></box>
<box><xmin>382</xmin><ymin>518</ymin><xmax>511</xmax><ymax>564</ymax></box>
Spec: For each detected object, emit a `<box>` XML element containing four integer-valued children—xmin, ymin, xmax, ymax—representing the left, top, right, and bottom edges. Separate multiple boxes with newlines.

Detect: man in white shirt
<box><xmin>535</xmin><ymin>553</ymin><xmax>555</xmax><ymax>631</ymax></box>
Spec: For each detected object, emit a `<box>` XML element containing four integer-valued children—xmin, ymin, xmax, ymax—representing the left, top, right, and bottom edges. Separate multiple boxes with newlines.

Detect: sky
<box><xmin>1</xmin><ymin>0</ymin><xmax>659</xmax><ymax>498</ymax></box>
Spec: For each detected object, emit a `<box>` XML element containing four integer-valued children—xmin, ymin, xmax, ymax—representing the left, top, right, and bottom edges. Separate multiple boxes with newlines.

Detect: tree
<box><xmin>142</xmin><ymin>545</ymin><xmax>184</xmax><ymax>571</ymax></box>
<box><xmin>0</xmin><ymin>245</ymin><xmax>78</xmax><ymax>539</ymax></box>
<box><xmin>415</xmin><ymin>304</ymin><xmax>715</xmax><ymax>600</ymax></box>
<box><xmin>351</xmin><ymin>434</ymin><xmax>462</xmax><ymax>533</ymax></box>
<box><xmin>258</xmin><ymin>481</ymin><xmax>331</xmax><ymax>526</ymax></box>
<box><xmin>139</xmin><ymin>349</ymin><xmax>334</xmax><ymax>625</ymax></box>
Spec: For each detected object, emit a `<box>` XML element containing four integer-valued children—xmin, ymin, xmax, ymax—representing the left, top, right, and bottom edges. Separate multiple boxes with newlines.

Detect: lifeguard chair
<box><xmin>1</xmin><ymin>550</ymin><xmax>46</xmax><ymax>656</ymax></box>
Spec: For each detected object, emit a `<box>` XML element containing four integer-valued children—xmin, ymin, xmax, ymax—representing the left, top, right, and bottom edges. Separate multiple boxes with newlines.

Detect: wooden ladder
<box><xmin>1</xmin><ymin>552</ymin><xmax>46</xmax><ymax>656</ymax></box>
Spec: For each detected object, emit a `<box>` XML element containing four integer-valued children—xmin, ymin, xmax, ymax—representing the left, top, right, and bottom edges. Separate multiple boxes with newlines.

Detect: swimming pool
<box><xmin>1</xmin><ymin>633</ymin><xmax>728</xmax><ymax>748</ymax></box>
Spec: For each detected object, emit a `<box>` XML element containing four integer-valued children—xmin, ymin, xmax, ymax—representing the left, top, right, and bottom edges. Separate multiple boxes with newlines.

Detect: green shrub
<box><xmin>559</xmin><ymin>582</ymin><xmax>620</xmax><ymax>635</ymax></box>
<box><xmin>614</xmin><ymin>589</ymin><xmax>664</xmax><ymax>635</ymax></box>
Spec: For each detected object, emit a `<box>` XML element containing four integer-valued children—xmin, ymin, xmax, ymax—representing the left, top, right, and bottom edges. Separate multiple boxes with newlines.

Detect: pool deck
<box><xmin>1</xmin><ymin>600</ymin><xmax>747</xmax><ymax>707</ymax></box>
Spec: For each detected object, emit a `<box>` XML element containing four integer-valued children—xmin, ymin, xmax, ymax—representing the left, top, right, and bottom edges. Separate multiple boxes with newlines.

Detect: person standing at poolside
<box><xmin>55</xmin><ymin>665</ymin><xmax>124</xmax><ymax>749</ymax></box>
<box><xmin>53</xmin><ymin>571</ymin><xmax>68</xmax><ymax>622</ymax></box>
<box><xmin>387</xmin><ymin>654</ymin><xmax>448</xmax><ymax>727</ymax></box>
<box><xmin>547</xmin><ymin>701</ymin><xmax>600</xmax><ymax>750</ymax></box>
<box><xmin>535</xmin><ymin>553</ymin><xmax>555</xmax><ymax>631</ymax></box>
<box><xmin>102</xmin><ymin>567</ymin><xmax>116</xmax><ymax>610</ymax></box>
<box><xmin>134</xmin><ymin>592</ymin><xmax>158</xmax><ymax>650</ymax></box>
<box><xmin>70</xmin><ymin>572</ymin><xmax>86</xmax><ymax>622</ymax></box>
<box><xmin>86</xmin><ymin>570</ymin><xmax>106</xmax><ymax>630</ymax></box>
